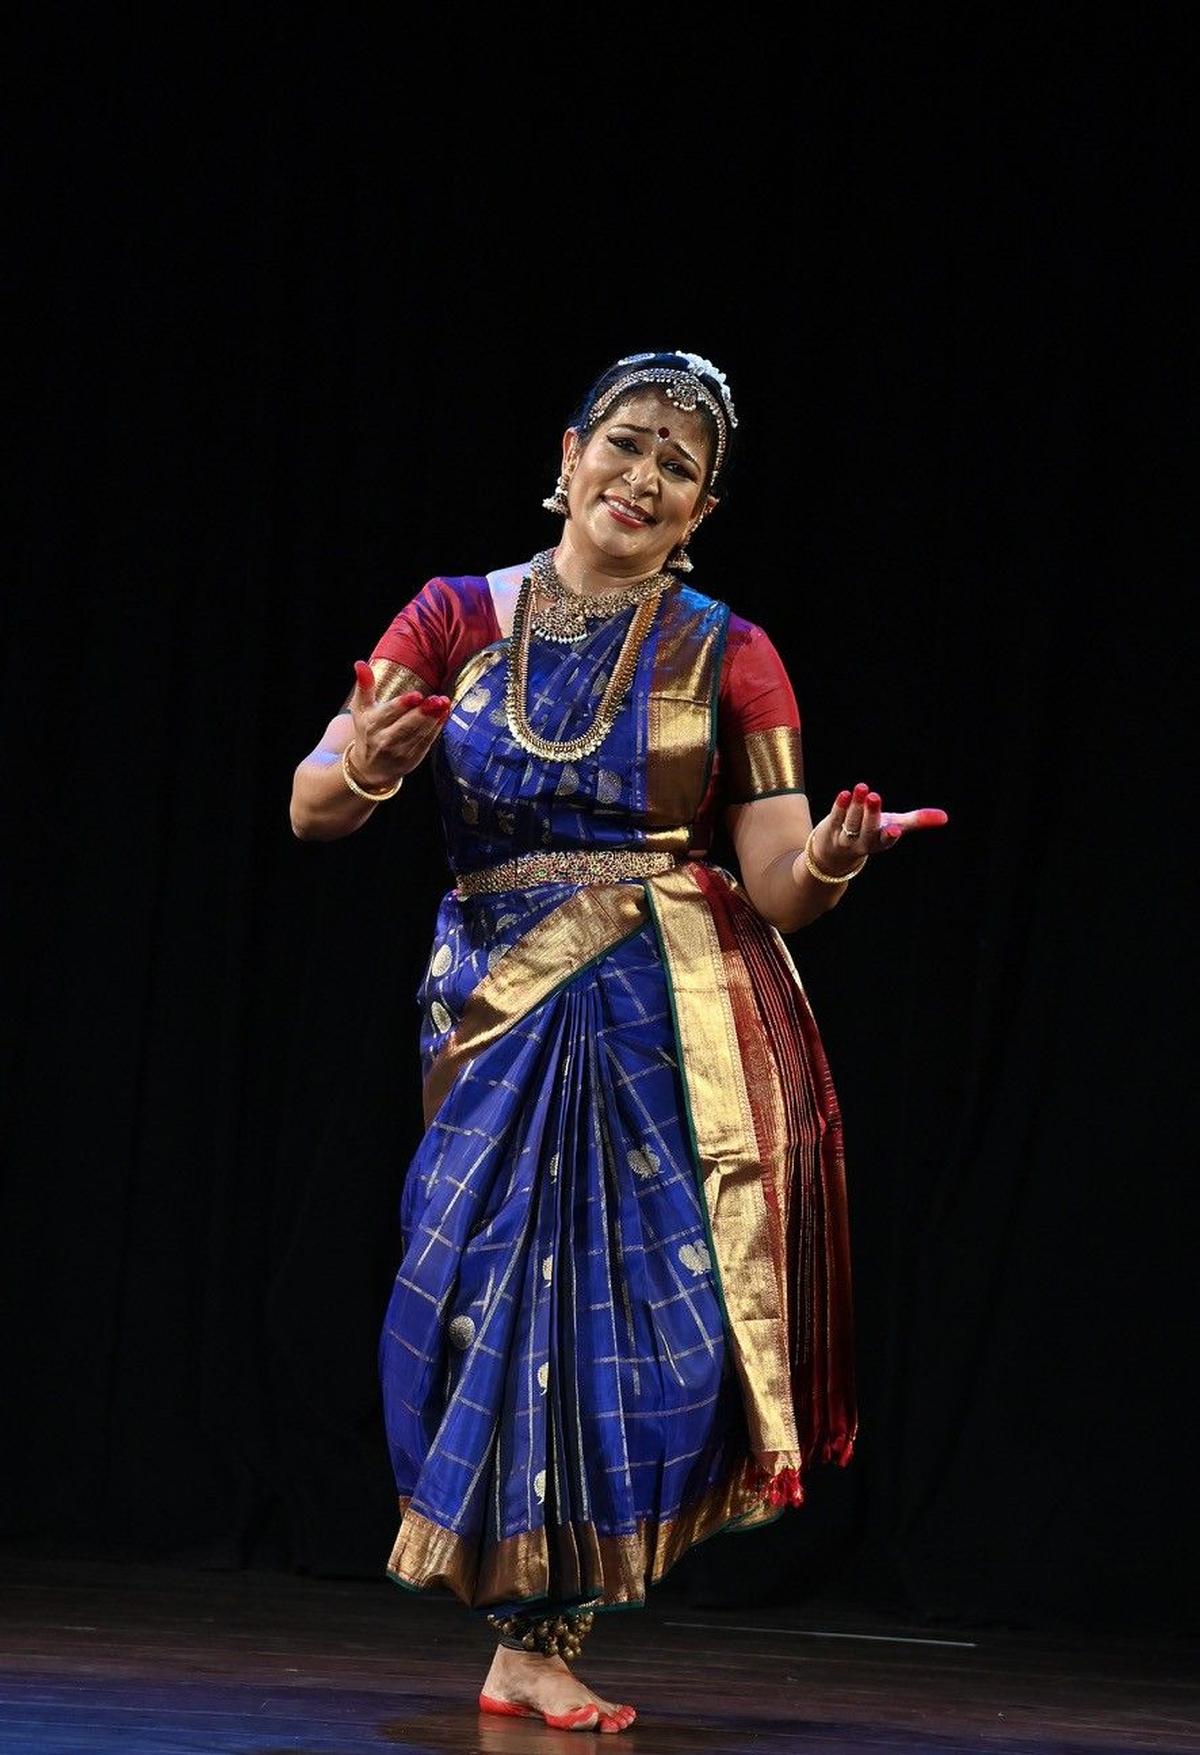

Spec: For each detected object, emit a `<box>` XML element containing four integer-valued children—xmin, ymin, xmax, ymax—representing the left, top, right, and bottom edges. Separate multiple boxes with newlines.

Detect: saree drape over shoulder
<box><xmin>372</xmin><ymin>568</ymin><xmax>856</xmax><ymax>1611</ymax></box>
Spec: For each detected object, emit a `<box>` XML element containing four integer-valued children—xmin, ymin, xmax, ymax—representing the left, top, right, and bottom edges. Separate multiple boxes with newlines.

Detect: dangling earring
<box><xmin>668</xmin><ymin>499</ymin><xmax>716</xmax><ymax>574</ymax></box>
<box><xmin>667</xmin><ymin>515</ymin><xmax>703</xmax><ymax>574</ymax></box>
<box><xmin>541</xmin><ymin>469</ymin><xmax>571</xmax><ymax>516</ymax></box>
<box><xmin>542</xmin><ymin>443</ymin><xmax>579</xmax><ymax>516</ymax></box>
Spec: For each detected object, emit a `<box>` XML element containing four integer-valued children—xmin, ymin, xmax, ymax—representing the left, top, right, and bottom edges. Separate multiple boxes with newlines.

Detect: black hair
<box><xmin>568</xmin><ymin>351</ymin><xmax>736</xmax><ymax>496</ymax></box>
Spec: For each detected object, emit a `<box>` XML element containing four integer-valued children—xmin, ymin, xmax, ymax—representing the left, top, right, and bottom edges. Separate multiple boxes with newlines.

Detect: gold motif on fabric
<box><xmin>422</xmin><ymin>884</ymin><xmax>648</xmax><ymax>1122</ymax></box>
<box><xmin>450</xmin><ymin>645</ymin><xmax>504</xmax><ymax>706</ymax></box>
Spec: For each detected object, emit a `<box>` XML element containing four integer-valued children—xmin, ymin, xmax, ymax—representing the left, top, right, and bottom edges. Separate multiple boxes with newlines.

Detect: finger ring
<box><xmin>842</xmin><ymin>825</ymin><xmax>860</xmax><ymax>838</ymax></box>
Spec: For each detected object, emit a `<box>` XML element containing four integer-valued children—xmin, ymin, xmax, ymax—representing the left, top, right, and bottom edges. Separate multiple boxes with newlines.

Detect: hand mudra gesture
<box><xmin>348</xmin><ymin>660</ymin><xmax>453</xmax><ymax>790</ymax></box>
<box><xmin>802</xmin><ymin>781</ymin><xmax>949</xmax><ymax>883</ymax></box>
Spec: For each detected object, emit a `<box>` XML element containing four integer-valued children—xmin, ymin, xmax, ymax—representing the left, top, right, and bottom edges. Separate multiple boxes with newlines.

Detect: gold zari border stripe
<box><xmin>646</xmin><ymin>866</ymin><xmax>802</xmax><ymax>1466</ymax></box>
<box><xmin>340</xmin><ymin>658</ymin><xmax>432</xmax><ymax>711</ymax></box>
<box><xmin>724</xmin><ymin>725</ymin><xmax>805</xmax><ymax>801</ymax></box>
<box><xmin>387</xmin><ymin>1466</ymin><xmax>776</xmax><ymax>1609</ymax></box>
<box><xmin>644</xmin><ymin>595</ymin><xmax>722</xmax><ymax>826</ymax></box>
<box><xmin>421</xmin><ymin>884</ymin><xmax>649</xmax><ymax>1124</ymax></box>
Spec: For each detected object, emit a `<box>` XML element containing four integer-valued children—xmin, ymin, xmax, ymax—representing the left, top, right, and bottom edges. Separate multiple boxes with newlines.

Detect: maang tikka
<box><xmin>541</xmin><ymin>351</ymin><xmax>736</xmax><ymax>557</ymax></box>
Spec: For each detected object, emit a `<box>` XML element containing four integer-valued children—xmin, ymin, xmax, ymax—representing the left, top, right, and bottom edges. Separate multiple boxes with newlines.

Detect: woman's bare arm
<box><xmin>727</xmin><ymin>793</ymin><xmax>842</xmax><ymax>931</ymax></box>
<box><xmin>729</xmin><ymin>786</ymin><xmax>948</xmax><ymax>931</ymax></box>
<box><xmin>290</xmin><ymin>663</ymin><xmax>451</xmax><ymax>841</ymax></box>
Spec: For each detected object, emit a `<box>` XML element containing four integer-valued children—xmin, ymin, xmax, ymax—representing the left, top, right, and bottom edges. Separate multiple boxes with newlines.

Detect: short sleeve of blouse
<box><xmin>718</xmin><ymin>617</ymin><xmax>806</xmax><ymax>802</ymax></box>
<box><xmin>341</xmin><ymin>575</ymin><xmax>498</xmax><ymax>707</ymax></box>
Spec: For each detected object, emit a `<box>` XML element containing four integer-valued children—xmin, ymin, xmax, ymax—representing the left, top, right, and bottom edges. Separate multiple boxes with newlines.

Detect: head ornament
<box><xmin>583</xmin><ymin>350</ymin><xmax>738</xmax><ymax>483</ymax></box>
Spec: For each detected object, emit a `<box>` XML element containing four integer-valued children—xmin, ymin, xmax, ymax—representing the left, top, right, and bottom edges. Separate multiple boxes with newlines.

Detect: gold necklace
<box><xmin>505</xmin><ymin>567</ymin><xmax>666</xmax><ymax>762</ymax></box>
<box><xmin>528</xmin><ymin>549</ymin><xmax>672</xmax><ymax>642</ymax></box>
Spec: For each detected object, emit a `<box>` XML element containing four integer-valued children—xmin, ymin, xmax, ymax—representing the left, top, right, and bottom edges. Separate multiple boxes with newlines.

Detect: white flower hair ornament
<box><xmin>672</xmin><ymin>353</ymin><xmax>738</xmax><ymax>426</ymax></box>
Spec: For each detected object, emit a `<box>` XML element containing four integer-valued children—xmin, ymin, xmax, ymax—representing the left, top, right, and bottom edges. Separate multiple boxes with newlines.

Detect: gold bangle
<box><xmin>341</xmin><ymin>744</ymin><xmax>403</xmax><ymax>802</ymax></box>
<box><xmin>803</xmin><ymin>829</ymin><xmax>866</xmax><ymax>885</ymax></box>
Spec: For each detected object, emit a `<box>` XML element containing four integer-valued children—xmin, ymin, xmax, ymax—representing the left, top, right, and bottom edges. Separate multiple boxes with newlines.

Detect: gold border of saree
<box><xmin>422</xmin><ymin>883</ymin><xmax>649</xmax><ymax>1124</ymax></box>
<box><xmin>723</xmin><ymin>725</ymin><xmax>805</xmax><ymax>801</ymax></box>
<box><xmin>340</xmin><ymin>657</ymin><xmax>432</xmax><ymax>711</ymax></box>
<box><xmin>387</xmin><ymin>1467</ymin><xmax>777</xmax><ymax>1609</ymax></box>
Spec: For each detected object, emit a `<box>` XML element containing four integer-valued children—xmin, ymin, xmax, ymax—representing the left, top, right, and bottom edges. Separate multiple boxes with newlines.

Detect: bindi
<box><xmin>657</xmin><ymin>426</ymin><xmax>670</xmax><ymax>438</ymax></box>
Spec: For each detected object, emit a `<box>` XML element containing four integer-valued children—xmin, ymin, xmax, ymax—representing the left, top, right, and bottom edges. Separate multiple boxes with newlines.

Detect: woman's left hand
<box><xmin>806</xmin><ymin>782</ymin><xmax>949</xmax><ymax>877</ymax></box>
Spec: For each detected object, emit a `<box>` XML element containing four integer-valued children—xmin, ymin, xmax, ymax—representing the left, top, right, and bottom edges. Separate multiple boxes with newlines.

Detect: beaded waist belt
<box><xmin>455</xmin><ymin>847</ymin><xmax>680</xmax><ymax>897</ymax></box>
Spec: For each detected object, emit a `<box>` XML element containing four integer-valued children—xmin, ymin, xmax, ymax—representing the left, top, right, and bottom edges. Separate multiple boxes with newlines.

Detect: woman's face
<box><xmin>562</xmin><ymin>389</ymin><xmax>716</xmax><ymax>573</ymax></box>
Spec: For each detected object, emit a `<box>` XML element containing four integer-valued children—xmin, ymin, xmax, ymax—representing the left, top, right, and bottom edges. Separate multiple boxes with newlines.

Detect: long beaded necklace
<box><xmin>505</xmin><ymin>552</ymin><xmax>669</xmax><ymax>763</ymax></box>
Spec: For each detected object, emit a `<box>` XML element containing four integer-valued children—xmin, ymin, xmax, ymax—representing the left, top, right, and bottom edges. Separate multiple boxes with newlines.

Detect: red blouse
<box><xmin>363</xmin><ymin>576</ymin><xmax>805</xmax><ymax>807</ymax></box>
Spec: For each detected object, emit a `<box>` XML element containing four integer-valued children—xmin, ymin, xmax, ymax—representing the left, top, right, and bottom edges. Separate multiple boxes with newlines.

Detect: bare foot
<box><xmin>482</xmin><ymin>1644</ymin><xmax>637</xmax><ymax>1731</ymax></box>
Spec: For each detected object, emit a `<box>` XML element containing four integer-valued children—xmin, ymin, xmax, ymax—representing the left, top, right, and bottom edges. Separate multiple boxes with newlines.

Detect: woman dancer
<box><xmin>290</xmin><ymin>350</ymin><xmax>946</xmax><ymax>1732</ymax></box>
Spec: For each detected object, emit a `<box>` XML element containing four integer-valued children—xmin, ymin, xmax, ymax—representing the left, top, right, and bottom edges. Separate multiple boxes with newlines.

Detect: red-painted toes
<box><xmin>599</xmin><ymin>1704</ymin><xmax>637</xmax><ymax>1731</ymax></box>
<box><xmin>479</xmin><ymin>1693</ymin><xmax>602</xmax><ymax>1731</ymax></box>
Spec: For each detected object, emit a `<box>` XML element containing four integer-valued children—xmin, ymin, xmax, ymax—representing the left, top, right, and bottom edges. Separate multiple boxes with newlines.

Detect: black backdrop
<box><xmin>6</xmin><ymin>10</ymin><xmax>1194</xmax><ymax>1634</ymax></box>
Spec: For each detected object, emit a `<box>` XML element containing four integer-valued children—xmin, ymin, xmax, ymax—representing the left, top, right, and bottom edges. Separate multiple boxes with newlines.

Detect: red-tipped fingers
<box><xmin>419</xmin><ymin>694</ymin><xmax>452</xmax><ymax>718</ymax></box>
<box><xmin>353</xmin><ymin>660</ymin><xmax>375</xmax><ymax>699</ymax></box>
<box><xmin>370</xmin><ymin>688</ymin><xmax>425</xmax><ymax>728</ymax></box>
<box><xmin>838</xmin><ymin>781</ymin><xmax>869</xmax><ymax>838</ymax></box>
<box><xmin>880</xmin><ymin>806</ymin><xmax>949</xmax><ymax>834</ymax></box>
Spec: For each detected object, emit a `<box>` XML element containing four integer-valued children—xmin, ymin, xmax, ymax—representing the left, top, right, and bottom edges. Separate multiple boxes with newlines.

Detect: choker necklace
<box><xmin>505</xmin><ymin>557</ymin><xmax>667</xmax><ymax>762</ymax></box>
<box><xmin>528</xmin><ymin>549</ymin><xmax>673</xmax><ymax>643</ymax></box>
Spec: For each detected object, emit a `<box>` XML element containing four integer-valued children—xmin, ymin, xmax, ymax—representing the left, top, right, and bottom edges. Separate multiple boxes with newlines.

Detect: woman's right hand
<box><xmin>347</xmin><ymin>660</ymin><xmax>453</xmax><ymax>788</ymax></box>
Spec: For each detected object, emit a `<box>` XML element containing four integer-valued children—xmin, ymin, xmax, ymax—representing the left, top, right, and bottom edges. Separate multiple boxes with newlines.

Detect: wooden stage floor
<box><xmin>0</xmin><ymin>1558</ymin><xmax>1195</xmax><ymax>1754</ymax></box>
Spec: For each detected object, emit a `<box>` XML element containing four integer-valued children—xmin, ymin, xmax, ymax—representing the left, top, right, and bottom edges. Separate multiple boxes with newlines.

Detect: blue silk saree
<box><xmin>372</xmin><ymin>568</ymin><xmax>856</xmax><ymax>1611</ymax></box>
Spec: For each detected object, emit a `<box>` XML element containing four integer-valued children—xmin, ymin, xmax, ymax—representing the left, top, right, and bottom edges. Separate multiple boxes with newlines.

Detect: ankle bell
<box><xmin>488</xmin><ymin>1607</ymin><xmax>595</xmax><ymax>1659</ymax></box>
